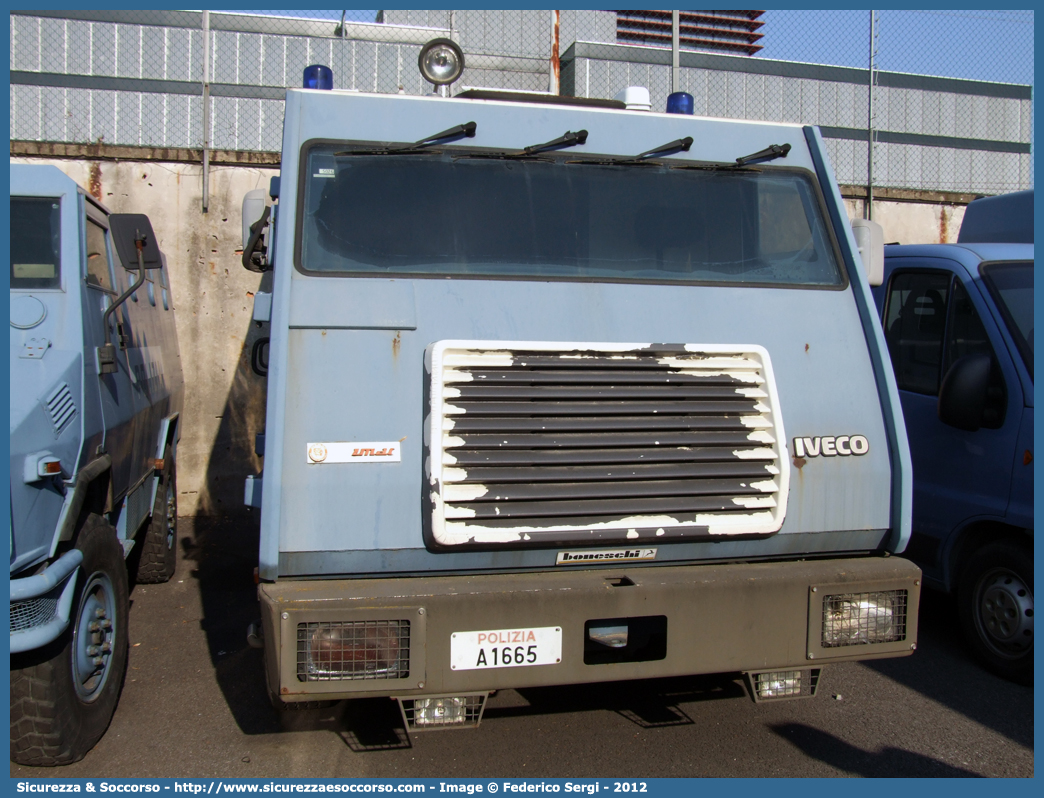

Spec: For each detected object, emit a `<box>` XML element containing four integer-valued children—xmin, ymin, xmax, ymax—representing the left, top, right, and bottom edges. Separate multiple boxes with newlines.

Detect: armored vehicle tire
<box><xmin>10</xmin><ymin>514</ymin><xmax>130</xmax><ymax>765</ymax></box>
<box><xmin>136</xmin><ymin>447</ymin><xmax>177</xmax><ymax>584</ymax></box>
<box><xmin>957</xmin><ymin>540</ymin><xmax>1033</xmax><ymax>686</ymax></box>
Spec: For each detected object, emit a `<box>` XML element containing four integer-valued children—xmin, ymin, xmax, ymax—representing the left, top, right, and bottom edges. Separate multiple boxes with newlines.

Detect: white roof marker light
<box><xmin>615</xmin><ymin>86</ymin><xmax>651</xmax><ymax>111</ymax></box>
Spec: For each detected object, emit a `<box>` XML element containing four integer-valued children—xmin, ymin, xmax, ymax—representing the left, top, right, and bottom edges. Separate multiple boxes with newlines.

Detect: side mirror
<box><xmin>938</xmin><ymin>353</ymin><xmax>991</xmax><ymax>431</ymax></box>
<box><xmin>850</xmin><ymin>218</ymin><xmax>884</xmax><ymax>286</ymax></box>
<box><xmin>109</xmin><ymin>214</ymin><xmax>163</xmax><ymax>270</ymax></box>
<box><xmin>242</xmin><ymin>189</ymin><xmax>271</xmax><ymax>272</ymax></box>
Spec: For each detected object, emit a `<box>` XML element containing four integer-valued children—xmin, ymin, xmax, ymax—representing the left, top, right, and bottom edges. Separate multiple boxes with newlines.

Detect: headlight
<box><xmin>418</xmin><ymin>38</ymin><xmax>465</xmax><ymax>86</ymax></box>
<box><xmin>298</xmin><ymin>620</ymin><xmax>410</xmax><ymax>680</ymax></box>
<box><xmin>821</xmin><ymin>590</ymin><xmax>907</xmax><ymax>647</ymax></box>
<box><xmin>398</xmin><ymin>694</ymin><xmax>488</xmax><ymax>731</ymax></box>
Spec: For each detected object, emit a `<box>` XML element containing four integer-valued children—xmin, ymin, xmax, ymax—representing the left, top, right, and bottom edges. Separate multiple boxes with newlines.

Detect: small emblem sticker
<box><xmin>306</xmin><ymin>441</ymin><xmax>402</xmax><ymax>463</ymax></box>
<box><xmin>556</xmin><ymin>548</ymin><xmax>657</xmax><ymax>565</ymax></box>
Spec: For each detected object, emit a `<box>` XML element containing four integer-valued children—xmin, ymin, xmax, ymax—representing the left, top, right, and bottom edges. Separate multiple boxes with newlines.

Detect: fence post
<box><xmin>671</xmin><ymin>11</ymin><xmax>680</xmax><ymax>94</ymax></box>
<box><xmin>866</xmin><ymin>10</ymin><xmax>877</xmax><ymax>220</ymax></box>
<box><xmin>201</xmin><ymin>10</ymin><xmax>211</xmax><ymax>214</ymax></box>
<box><xmin>549</xmin><ymin>10</ymin><xmax>560</xmax><ymax>95</ymax></box>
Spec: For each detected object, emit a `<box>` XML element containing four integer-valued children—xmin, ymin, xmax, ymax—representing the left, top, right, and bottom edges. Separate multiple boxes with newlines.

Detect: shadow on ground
<box><xmin>180</xmin><ymin>514</ymin><xmax>280</xmax><ymax>736</ymax></box>
<box><xmin>770</xmin><ymin>722</ymin><xmax>981</xmax><ymax>777</ymax></box>
<box><xmin>862</xmin><ymin>588</ymin><xmax>1033</xmax><ymax>749</ymax></box>
<box><xmin>505</xmin><ymin>673</ymin><xmax>747</xmax><ymax>729</ymax></box>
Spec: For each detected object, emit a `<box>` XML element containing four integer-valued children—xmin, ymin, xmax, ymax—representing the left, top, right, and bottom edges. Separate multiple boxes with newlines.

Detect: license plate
<box><xmin>450</xmin><ymin>626</ymin><xmax>562</xmax><ymax>671</ymax></box>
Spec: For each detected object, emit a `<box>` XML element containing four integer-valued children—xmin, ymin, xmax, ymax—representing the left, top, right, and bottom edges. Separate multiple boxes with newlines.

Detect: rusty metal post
<box><xmin>671</xmin><ymin>10</ymin><xmax>680</xmax><ymax>94</ymax></box>
<box><xmin>866</xmin><ymin>10</ymin><xmax>876</xmax><ymax>221</ymax></box>
<box><xmin>549</xmin><ymin>10</ymin><xmax>561</xmax><ymax>95</ymax></box>
<box><xmin>201</xmin><ymin>10</ymin><xmax>211</xmax><ymax>214</ymax></box>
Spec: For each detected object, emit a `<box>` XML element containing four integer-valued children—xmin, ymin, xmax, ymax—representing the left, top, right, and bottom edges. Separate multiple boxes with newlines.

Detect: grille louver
<box><xmin>45</xmin><ymin>382</ymin><xmax>76</xmax><ymax>438</ymax></box>
<box><xmin>427</xmin><ymin>341</ymin><xmax>789</xmax><ymax>548</ymax></box>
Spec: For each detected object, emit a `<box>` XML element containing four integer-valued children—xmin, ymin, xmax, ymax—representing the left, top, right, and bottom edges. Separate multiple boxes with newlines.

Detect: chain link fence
<box><xmin>10</xmin><ymin>9</ymin><xmax>1033</xmax><ymax>196</ymax></box>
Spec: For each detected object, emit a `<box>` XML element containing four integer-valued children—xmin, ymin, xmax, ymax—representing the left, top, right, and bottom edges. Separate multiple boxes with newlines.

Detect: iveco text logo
<box><xmin>793</xmin><ymin>436</ymin><xmax>869</xmax><ymax>458</ymax></box>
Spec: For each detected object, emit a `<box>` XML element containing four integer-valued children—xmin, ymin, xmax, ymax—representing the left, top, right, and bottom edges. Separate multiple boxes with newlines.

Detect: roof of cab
<box><xmin>958</xmin><ymin>190</ymin><xmax>1033</xmax><ymax>244</ymax></box>
<box><xmin>884</xmin><ymin>242</ymin><xmax>1034</xmax><ymax>277</ymax></box>
<box><xmin>10</xmin><ymin>163</ymin><xmax>110</xmax><ymax>214</ymax></box>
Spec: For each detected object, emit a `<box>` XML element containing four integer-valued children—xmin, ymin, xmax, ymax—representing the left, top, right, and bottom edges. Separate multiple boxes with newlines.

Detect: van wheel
<box><xmin>136</xmin><ymin>448</ymin><xmax>177</xmax><ymax>584</ymax></box>
<box><xmin>957</xmin><ymin>540</ymin><xmax>1033</xmax><ymax>686</ymax></box>
<box><xmin>10</xmin><ymin>514</ymin><xmax>130</xmax><ymax>765</ymax></box>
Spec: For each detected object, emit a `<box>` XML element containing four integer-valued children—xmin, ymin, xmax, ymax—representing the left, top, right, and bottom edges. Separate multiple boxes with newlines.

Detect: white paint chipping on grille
<box><xmin>44</xmin><ymin>382</ymin><xmax>77</xmax><ymax>438</ymax></box>
<box><xmin>427</xmin><ymin>341</ymin><xmax>790</xmax><ymax>546</ymax></box>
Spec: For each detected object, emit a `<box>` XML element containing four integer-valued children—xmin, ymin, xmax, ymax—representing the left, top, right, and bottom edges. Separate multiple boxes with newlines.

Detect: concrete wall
<box><xmin>12</xmin><ymin>156</ymin><xmax>971</xmax><ymax>516</ymax></box>
<box><xmin>843</xmin><ymin>199</ymin><xmax>965</xmax><ymax>246</ymax></box>
<box><xmin>12</xmin><ymin>156</ymin><xmax>275</xmax><ymax>516</ymax></box>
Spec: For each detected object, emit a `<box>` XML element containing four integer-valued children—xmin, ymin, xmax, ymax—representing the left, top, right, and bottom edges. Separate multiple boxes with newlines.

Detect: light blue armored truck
<box><xmin>241</xmin><ymin>51</ymin><xmax>921</xmax><ymax>730</ymax></box>
<box><xmin>10</xmin><ymin>165</ymin><xmax>184</xmax><ymax>764</ymax></box>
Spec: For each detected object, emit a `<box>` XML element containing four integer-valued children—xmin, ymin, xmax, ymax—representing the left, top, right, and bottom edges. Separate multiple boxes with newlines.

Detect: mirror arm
<box><xmin>101</xmin><ymin>232</ymin><xmax>148</xmax><ymax>347</ymax></box>
<box><xmin>242</xmin><ymin>206</ymin><xmax>272</xmax><ymax>272</ymax></box>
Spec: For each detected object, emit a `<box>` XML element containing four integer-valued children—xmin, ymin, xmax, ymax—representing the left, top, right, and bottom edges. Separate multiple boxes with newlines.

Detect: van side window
<box><xmin>884</xmin><ymin>271</ymin><xmax>951</xmax><ymax>395</ymax></box>
<box><xmin>85</xmin><ymin>219</ymin><xmax>114</xmax><ymax>292</ymax></box>
<box><xmin>945</xmin><ymin>280</ymin><xmax>1006</xmax><ymax>428</ymax></box>
<box><xmin>945</xmin><ymin>281</ymin><xmax>992</xmax><ymax>370</ymax></box>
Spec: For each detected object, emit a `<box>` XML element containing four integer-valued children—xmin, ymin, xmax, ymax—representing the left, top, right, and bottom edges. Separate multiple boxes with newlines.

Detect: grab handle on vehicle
<box><xmin>251</xmin><ymin>337</ymin><xmax>270</xmax><ymax>377</ymax></box>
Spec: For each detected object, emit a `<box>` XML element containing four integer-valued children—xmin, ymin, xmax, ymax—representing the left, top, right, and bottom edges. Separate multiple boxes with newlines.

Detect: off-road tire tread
<box><xmin>135</xmin><ymin>449</ymin><xmax>176</xmax><ymax>584</ymax></box>
<box><xmin>10</xmin><ymin>514</ymin><xmax>129</xmax><ymax>766</ymax></box>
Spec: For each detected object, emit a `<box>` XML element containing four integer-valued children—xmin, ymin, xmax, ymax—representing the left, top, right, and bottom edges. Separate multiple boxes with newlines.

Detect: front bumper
<box><xmin>261</xmin><ymin>555</ymin><xmax>920</xmax><ymax>702</ymax></box>
<box><xmin>10</xmin><ymin>548</ymin><xmax>83</xmax><ymax>653</ymax></box>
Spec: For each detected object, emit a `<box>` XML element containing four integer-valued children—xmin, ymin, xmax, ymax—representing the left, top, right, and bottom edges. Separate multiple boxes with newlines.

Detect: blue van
<box><xmin>872</xmin><ymin>191</ymin><xmax>1033</xmax><ymax>683</ymax></box>
<box><xmin>10</xmin><ymin>165</ymin><xmax>185</xmax><ymax>763</ymax></box>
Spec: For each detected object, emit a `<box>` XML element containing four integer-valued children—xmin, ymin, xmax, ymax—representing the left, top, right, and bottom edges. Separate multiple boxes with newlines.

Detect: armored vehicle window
<box><xmin>297</xmin><ymin>147</ymin><xmax>844</xmax><ymax>288</ymax></box>
<box><xmin>85</xmin><ymin>219</ymin><xmax>114</xmax><ymax>292</ymax></box>
<box><xmin>10</xmin><ymin>198</ymin><xmax>61</xmax><ymax>290</ymax></box>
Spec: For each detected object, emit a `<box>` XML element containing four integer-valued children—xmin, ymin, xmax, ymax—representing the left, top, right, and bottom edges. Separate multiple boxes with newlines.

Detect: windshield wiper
<box><xmin>523</xmin><ymin>129</ymin><xmax>588</xmax><ymax>155</ymax></box>
<box><xmin>453</xmin><ymin>129</ymin><xmax>589</xmax><ymax>163</ymax></box>
<box><xmin>735</xmin><ymin>142</ymin><xmax>791</xmax><ymax>166</ymax></box>
<box><xmin>567</xmin><ymin>136</ymin><xmax>693</xmax><ymax>166</ymax></box>
<box><xmin>632</xmin><ymin>136</ymin><xmax>693</xmax><ymax>161</ymax></box>
<box><xmin>335</xmin><ymin>121</ymin><xmax>477</xmax><ymax>156</ymax></box>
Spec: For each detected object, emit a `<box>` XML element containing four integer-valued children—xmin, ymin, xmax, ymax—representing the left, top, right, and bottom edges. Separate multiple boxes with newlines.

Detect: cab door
<box><xmin>82</xmin><ymin>206</ymin><xmax>139</xmax><ymax>499</ymax></box>
<box><xmin>879</xmin><ymin>260</ymin><xmax>1021</xmax><ymax>583</ymax></box>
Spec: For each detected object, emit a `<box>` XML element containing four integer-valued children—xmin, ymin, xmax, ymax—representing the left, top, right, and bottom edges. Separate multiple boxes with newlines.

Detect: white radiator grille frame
<box><xmin>426</xmin><ymin>340</ymin><xmax>790</xmax><ymax>548</ymax></box>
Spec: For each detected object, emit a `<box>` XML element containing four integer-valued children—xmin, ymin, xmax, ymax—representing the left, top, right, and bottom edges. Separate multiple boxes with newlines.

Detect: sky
<box><xmin>757</xmin><ymin>9</ymin><xmax>1033</xmax><ymax>85</ymax></box>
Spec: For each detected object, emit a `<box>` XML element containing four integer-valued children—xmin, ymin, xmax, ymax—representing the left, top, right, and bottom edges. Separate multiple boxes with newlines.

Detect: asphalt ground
<box><xmin>11</xmin><ymin>516</ymin><xmax>1034</xmax><ymax>778</ymax></box>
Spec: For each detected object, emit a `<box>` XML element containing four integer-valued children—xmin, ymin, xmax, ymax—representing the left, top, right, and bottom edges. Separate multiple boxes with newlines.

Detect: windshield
<box><xmin>981</xmin><ymin>261</ymin><xmax>1033</xmax><ymax>378</ymax></box>
<box><xmin>11</xmin><ymin>197</ymin><xmax>61</xmax><ymax>290</ymax></box>
<box><xmin>296</xmin><ymin>146</ymin><xmax>844</xmax><ymax>288</ymax></box>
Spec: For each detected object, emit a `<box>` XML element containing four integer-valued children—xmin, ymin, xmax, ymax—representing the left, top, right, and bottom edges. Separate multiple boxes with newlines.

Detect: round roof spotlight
<box><xmin>419</xmin><ymin>38</ymin><xmax>465</xmax><ymax>87</ymax></box>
